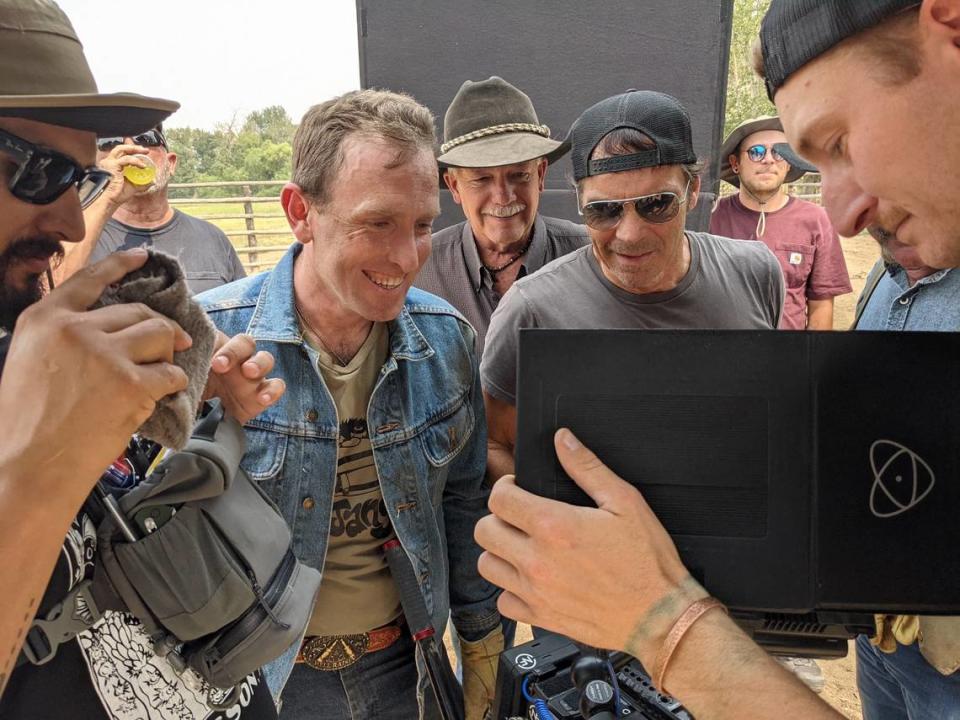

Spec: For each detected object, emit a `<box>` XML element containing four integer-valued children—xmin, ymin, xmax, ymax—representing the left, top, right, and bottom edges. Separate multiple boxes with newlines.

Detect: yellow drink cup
<box><xmin>123</xmin><ymin>155</ymin><xmax>156</xmax><ymax>186</ymax></box>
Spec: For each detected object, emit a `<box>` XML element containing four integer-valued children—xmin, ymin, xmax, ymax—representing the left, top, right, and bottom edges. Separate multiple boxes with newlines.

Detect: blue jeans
<box><xmin>856</xmin><ymin>634</ymin><xmax>960</xmax><ymax>720</ymax></box>
<box><xmin>279</xmin><ymin>633</ymin><xmax>440</xmax><ymax>720</ymax></box>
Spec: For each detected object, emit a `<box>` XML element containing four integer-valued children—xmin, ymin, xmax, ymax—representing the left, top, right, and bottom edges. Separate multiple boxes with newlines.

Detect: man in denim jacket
<box><xmin>198</xmin><ymin>90</ymin><xmax>502</xmax><ymax>720</ymax></box>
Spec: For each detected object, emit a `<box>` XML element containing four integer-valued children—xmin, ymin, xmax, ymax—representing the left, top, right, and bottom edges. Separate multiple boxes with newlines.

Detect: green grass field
<box><xmin>170</xmin><ymin>200</ymin><xmax>294</xmax><ymax>273</ymax></box>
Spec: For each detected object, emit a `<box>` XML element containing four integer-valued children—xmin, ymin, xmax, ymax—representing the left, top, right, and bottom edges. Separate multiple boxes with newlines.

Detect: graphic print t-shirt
<box><xmin>0</xmin><ymin>488</ymin><xmax>276</xmax><ymax>720</ymax></box>
<box><xmin>303</xmin><ymin>322</ymin><xmax>402</xmax><ymax>636</ymax></box>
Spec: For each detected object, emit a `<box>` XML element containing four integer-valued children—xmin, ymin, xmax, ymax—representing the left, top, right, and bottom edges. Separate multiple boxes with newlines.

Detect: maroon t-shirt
<box><xmin>710</xmin><ymin>195</ymin><xmax>852</xmax><ymax>330</ymax></box>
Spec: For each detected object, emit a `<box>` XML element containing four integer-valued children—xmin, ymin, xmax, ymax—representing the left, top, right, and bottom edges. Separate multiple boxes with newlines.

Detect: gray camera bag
<box><xmin>94</xmin><ymin>404</ymin><xmax>320</xmax><ymax>690</ymax></box>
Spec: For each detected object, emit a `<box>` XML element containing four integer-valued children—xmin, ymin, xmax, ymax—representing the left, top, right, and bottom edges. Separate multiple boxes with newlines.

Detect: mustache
<box><xmin>868</xmin><ymin>225</ymin><xmax>895</xmax><ymax>246</ymax></box>
<box><xmin>2</xmin><ymin>236</ymin><xmax>65</xmax><ymax>266</ymax></box>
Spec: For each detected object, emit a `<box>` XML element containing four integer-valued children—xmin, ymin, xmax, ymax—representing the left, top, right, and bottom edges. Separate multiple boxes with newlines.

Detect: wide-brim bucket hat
<box><xmin>718</xmin><ymin>115</ymin><xmax>811</xmax><ymax>186</ymax></box>
<box><xmin>0</xmin><ymin>0</ymin><xmax>178</xmax><ymax>135</ymax></box>
<box><xmin>437</xmin><ymin>76</ymin><xmax>568</xmax><ymax>170</ymax></box>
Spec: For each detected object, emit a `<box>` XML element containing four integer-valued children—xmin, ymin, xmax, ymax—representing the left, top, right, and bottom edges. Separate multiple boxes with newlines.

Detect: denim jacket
<box><xmin>197</xmin><ymin>244</ymin><xmax>500</xmax><ymax>699</ymax></box>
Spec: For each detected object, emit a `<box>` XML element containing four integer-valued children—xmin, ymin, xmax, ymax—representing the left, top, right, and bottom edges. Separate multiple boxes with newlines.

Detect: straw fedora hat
<box><xmin>0</xmin><ymin>0</ymin><xmax>178</xmax><ymax>135</ymax></box>
<box><xmin>718</xmin><ymin>115</ymin><xmax>813</xmax><ymax>187</ymax></box>
<box><xmin>437</xmin><ymin>77</ymin><xmax>568</xmax><ymax>169</ymax></box>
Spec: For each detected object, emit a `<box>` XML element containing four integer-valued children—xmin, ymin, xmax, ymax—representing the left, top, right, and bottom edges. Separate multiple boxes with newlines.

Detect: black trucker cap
<box><xmin>760</xmin><ymin>0</ymin><xmax>921</xmax><ymax>100</ymax></box>
<box><xmin>568</xmin><ymin>90</ymin><xmax>698</xmax><ymax>183</ymax></box>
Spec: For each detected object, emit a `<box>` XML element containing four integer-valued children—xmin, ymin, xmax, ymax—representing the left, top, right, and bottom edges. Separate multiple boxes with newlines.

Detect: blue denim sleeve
<box><xmin>444</xmin><ymin>321</ymin><xmax>502</xmax><ymax>643</ymax></box>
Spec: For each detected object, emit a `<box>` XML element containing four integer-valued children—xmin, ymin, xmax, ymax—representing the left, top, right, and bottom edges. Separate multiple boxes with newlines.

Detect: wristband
<box><xmin>653</xmin><ymin>596</ymin><xmax>727</xmax><ymax>694</ymax></box>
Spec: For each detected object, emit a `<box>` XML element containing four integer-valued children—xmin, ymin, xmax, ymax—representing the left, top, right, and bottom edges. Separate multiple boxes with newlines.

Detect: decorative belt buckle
<box><xmin>301</xmin><ymin>633</ymin><xmax>370</xmax><ymax>671</ymax></box>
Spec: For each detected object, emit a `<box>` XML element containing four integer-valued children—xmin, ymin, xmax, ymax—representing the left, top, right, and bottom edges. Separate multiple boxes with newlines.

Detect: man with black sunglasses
<box><xmin>711</xmin><ymin>116</ymin><xmax>851</xmax><ymax>331</ymax></box>
<box><xmin>480</xmin><ymin>90</ymin><xmax>784</xmax><ymax>484</ymax></box>
<box><xmin>0</xmin><ymin>0</ymin><xmax>283</xmax><ymax>717</ymax></box>
<box><xmin>56</xmin><ymin>122</ymin><xmax>246</xmax><ymax>295</ymax></box>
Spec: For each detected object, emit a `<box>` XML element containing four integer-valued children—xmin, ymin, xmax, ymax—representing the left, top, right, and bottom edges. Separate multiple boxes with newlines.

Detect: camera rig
<box><xmin>493</xmin><ymin>633</ymin><xmax>695</xmax><ymax>720</ymax></box>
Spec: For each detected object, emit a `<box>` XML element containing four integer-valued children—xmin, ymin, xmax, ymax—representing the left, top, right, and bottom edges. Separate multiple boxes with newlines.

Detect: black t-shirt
<box><xmin>0</xmin><ymin>334</ymin><xmax>277</xmax><ymax>720</ymax></box>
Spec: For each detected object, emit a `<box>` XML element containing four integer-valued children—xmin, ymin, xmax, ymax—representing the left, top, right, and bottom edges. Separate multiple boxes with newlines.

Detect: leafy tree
<box><xmin>724</xmin><ymin>0</ymin><xmax>775</xmax><ymax>137</ymax></box>
<box><xmin>165</xmin><ymin>106</ymin><xmax>296</xmax><ymax>198</ymax></box>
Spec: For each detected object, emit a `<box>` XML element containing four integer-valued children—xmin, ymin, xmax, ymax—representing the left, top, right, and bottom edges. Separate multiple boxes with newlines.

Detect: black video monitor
<box><xmin>515</xmin><ymin>330</ymin><xmax>960</xmax><ymax>623</ymax></box>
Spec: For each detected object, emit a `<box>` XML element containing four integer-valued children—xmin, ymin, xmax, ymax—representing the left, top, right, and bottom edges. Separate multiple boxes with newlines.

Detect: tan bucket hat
<box><xmin>718</xmin><ymin>115</ymin><xmax>809</xmax><ymax>187</ymax></box>
<box><xmin>0</xmin><ymin>0</ymin><xmax>178</xmax><ymax>135</ymax></box>
<box><xmin>437</xmin><ymin>77</ymin><xmax>568</xmax><ymax>169</ymax></box>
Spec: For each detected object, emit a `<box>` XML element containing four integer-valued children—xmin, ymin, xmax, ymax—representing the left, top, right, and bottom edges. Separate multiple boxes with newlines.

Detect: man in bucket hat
<box><xmin>416</xmin><ymin>77</ymin><xmax>588</xmax><ymax>354</ymax></box>
<box><xmin>480</xmin><ymin>90</ymin><xmax>783</xmax><ymax>485</ymax></box>
<box><xmin>0</xmin><ymin>1</ymin><xmax>283</xmax><ymax>716</ymax></box>
<box><xmin>475</xmin><ymin>3</ymin><xmax>960</xmax><ymax>720</ymax></box>
<box><xmin>711</xmin><ymin>116</ymin><xmax>851</xmax><ymax>331</ymax></box>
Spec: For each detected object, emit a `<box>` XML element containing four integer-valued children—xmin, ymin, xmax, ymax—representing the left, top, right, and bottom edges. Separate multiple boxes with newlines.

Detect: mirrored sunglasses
<box><xmin>1</xmin><ymin>128</ymin><xmax>112</xmax><ymax>209</ymax></box>
<box><xmin>744</xmin><ymin>144</ymin><xmax>784</xmax><ymax>163</ymax></box>
<box><xmin>579</xmin><ymin>180</ymin><xmax>691</xmax><ymax>230</ymax></box>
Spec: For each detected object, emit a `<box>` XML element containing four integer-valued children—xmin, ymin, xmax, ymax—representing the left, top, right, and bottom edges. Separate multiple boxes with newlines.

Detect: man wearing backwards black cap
<box><xmin>480</xmin><ymin>90</ymin><xmax>782</xmax><ymax>484</ymax></box>
<box><xmin>417</xmin><ymin>77</ymin><xmax>588</xmax><ymax>355</ymax></box>
<box><xmin>475</xmin><ymin>2</ymin><xmax>960</xmax><ymax>720</ymax></box>
<box><xmin>0</xmin><ymin>0</ymin><xmax>283</xmax><ymax>716</ymax></box>
<box><xmin>756</xmin><ymin>1</ymin><xmax>960</xmax><ymax>717</ymax></box>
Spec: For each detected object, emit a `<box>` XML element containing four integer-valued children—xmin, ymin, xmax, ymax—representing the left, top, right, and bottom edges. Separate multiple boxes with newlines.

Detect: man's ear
<box><xmin>165</xmin><ymin>151</ymin><xmax>178</xmax><ymax>176</ymax></box>
<box><xmin>443</xmin><ymin>168</ymin><xmax>464</xmax><ymax>205</ymax></box>
<box><xmin>281</xmin><ymin>182</ymin><xmax>315</xmax><ymax>245</ymax></box>
<box><xmin>922</xmin><ymin>0</ymin><xmax>960</xmax><ymax>53</ymax></box>
<box><xmin>728</xmin><ymin>154</ymin><xmax>740</xmax><ymax>174</ymax></box>
<box><xmin>687</xmin><ymin>174</ymin><xmax>703</xmax><ymax>212</ymax></box>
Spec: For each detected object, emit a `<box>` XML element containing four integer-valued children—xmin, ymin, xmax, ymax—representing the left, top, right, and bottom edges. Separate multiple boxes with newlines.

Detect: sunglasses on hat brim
<box><xmin>578</xmin><ymin>180</ymin><xmax>691</xmax><ymax>230</ymax></box>
<box><xmin>1</xmin><ymin>128</ymin><xmax>111</xmax><ymax>209</ymax></box>
<box><xmin>97</xmin><ymin>128</ymin><xmax>167</xmax><ymax>152</ymax></box>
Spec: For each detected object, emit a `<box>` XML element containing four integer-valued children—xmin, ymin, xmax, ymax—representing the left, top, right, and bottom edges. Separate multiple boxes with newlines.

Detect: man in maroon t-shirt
<box><xmin>711</xmin><ymin>116</ymin><xmax>851</xmax><ymax>330</ymax></box>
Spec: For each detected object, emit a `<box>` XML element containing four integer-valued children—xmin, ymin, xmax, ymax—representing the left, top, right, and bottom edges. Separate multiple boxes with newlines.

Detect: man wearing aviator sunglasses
<box><xmin>480</xmin><ymin>90</ymin><xmax>784</xmax><ymax>487</ymax></box>
<box><xmin>54</xmin><ymin>121</ymin><xmax>246</xmax><ymax>294</ymax></box>
<box><xmin>711</xmin><ymin>116</ymin><xmax>851</xmax><ymax>332</ymax></box>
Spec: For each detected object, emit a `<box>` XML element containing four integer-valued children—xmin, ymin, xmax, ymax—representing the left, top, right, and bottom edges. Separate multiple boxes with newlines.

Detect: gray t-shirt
<box><xmin>90</xmin><ymin>209</ymin><xmax>247</xmax><ymax>295</ymax></box>
<box><xmin>481</xmin><ymin>231</ymin><xmax>784</xmax><ymax>404</ymax></box>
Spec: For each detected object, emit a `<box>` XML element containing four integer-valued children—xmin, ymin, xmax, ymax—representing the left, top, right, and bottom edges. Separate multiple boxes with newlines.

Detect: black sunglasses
<box><xmin>744</xmin><ymin>144</ymin><xmax>785</xmax><ymax>163</ymax></box>
<box><xmin>579</xmin><ymin>180</ymin><xmax>691</xmax><ymax>230</ymax></box>
<box><xmin>97</xmin><ymin>129</ymin><xmax>167</xmax><ymax>152</ymax></box>
<box><xmin>0</xmin><ymin>128</ymin><xmax>112</xmax><ymax>209</ymax></box>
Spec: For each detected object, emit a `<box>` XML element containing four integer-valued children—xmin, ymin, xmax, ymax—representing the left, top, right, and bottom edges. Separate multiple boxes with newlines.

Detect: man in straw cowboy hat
<box><xmin>711</xmin><ymin>116</ymin><xmax>851</xmax><ymax>331</ymax></box>
<box><xmin>416</xmin><ymin>76</ymin><xmax>588</xmax><ymax>354</ymax></box>
<box><xmin>0</xmin><ymin>1</ymin><xmax>283</xmax><ymax>716</ymax></box>
<box><xmin>474</xmin><ymin>2</ymin><xmax>960</xmax><ymax>719</ymax></box>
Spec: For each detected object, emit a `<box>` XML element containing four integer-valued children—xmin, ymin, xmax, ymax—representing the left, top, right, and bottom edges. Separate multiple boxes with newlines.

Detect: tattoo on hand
<box><xmin>624</xmin><ymin>577</ymin><xmax>706</xmax><ymax>658</ymax></box>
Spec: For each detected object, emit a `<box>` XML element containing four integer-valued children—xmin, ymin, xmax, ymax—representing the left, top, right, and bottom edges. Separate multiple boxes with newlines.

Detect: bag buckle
<box><xmin>21</xmin><ymin>580</ymin><xmax>102</xmax><ymax>666</ymax></box>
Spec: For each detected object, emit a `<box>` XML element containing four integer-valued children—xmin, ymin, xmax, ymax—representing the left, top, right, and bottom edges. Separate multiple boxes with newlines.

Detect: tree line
<box><xmin>166</xmin><ymin>1</ymin><xmax>774</xmax><ymax>195</ymax></box>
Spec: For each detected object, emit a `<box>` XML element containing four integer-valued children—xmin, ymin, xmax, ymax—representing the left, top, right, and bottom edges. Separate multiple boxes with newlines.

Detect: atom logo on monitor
<box><xmin>869</xmin><ymin>439</ymin><xmax>936</xmax><ymax>519</ymax></box>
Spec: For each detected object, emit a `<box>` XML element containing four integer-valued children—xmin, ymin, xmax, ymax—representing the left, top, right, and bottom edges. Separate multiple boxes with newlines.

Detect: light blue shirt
<box><xmin>858</xmin><ymin>266</ymin><xmax>960</xmax><ymax>331</ymax></box>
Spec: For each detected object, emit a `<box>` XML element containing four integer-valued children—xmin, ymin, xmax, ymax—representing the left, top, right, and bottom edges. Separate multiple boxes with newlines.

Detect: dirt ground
<box><xmin>833</xmin><ymin>232</ymin><xmax>882</xmax><ymax>330</ymax></box>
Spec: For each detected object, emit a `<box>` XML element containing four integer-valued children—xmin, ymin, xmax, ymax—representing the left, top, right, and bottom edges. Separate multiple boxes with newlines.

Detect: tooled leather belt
<box><xmin>296</xmin><ymin>616</ymin><xmax>405</xmax><ymax>671</ymax></box>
